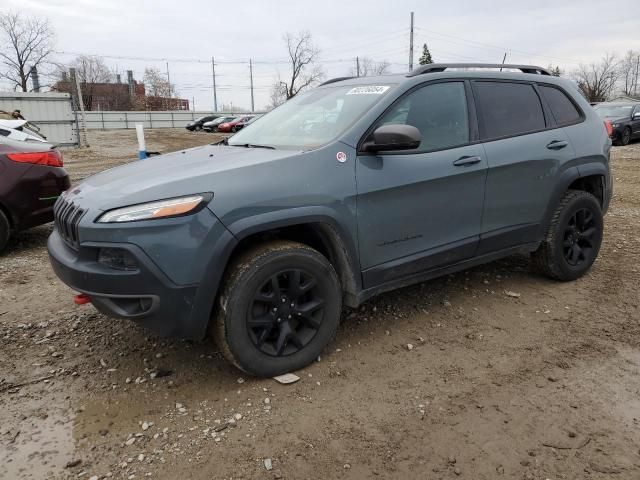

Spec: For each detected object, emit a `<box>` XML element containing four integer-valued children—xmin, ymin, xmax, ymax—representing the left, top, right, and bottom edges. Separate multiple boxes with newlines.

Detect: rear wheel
<box><xmin>532</xmin><ymin>190</ymin><xmax>603</xmax><ymax>281</ymax></box>
<box><xmin>0</xmin><ymin>209</ymin><xmax>10</xmax><ymax>253</ymax></box>
<box><xmin>214</xmin><ymin>241</ymin><xmax>342</xmax><ymax>376</ymax></box>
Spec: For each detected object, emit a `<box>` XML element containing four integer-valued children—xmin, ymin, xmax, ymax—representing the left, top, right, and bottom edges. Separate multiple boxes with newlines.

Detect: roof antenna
<box><xmin>500</xmin><ymin>52</ymin><xmax>507</xmax><ymax>72</ymax></box>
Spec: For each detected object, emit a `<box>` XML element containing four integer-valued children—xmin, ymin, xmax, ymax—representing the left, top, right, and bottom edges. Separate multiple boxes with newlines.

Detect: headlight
<box><xmin>97</xmin><ymin>194</ymin><xmax>210</xmax><ymax>223</ymax></box>
<box><xmin>612</xmin><ymin>123</ymin><xmax>619</xmax><ymax>128</ymax></box>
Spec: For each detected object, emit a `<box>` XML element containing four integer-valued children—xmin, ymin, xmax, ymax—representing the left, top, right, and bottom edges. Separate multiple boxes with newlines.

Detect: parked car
<box><xmin>593</xmin><ymin>102</ymin><xmax>640</xmax><ymax>146</ymax></box>
<box><xmin>185</xmin><ymin>115</ymin><xmax>219</xmax><ymax>131</ymax></box>
<box><xmin>216</xmin><ymin>116</ymin><xmax>254</xmax><ymax>133</ymax></box>
<box><xmin>202</xmin><ymin>116</ymin><xmax>236</xmax><ymax>133</ymax></box>
<box><xmin>0</xmin><ymin>119</ymin><xmax>48</xmax><ymax>143</ymax></box>
<box><xmin>0</xmin><ymin>137</ymin><xmax>70</xmax><ymax>252</ymax></box>
<box><xmin>232</xmin><ymin>115</ymin><xmax>262</xmax><ymax>132</ymax></box>
<box><xmin>48</xmin><ymin>63</ymin><xmax>612</xmax><ymax>377</ymax></box>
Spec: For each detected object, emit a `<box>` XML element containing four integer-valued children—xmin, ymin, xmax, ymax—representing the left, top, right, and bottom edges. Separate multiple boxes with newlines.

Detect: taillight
<box><xmin>6</xmin><ymin>150</ymin><xmax>63</xmax><ymax>167</ymax></box>
<box><xmin>604</xmin><ymin>120</ymin><xmax>613</xmax><ymax>138</ymax></box>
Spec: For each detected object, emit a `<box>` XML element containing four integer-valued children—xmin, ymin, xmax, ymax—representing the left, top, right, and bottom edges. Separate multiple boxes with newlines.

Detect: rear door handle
<box><xmin>546</xmin><ymin>140</ymin><xmax>568</xmax><ymax>150</ymax></box>
<box><xmin>453</xmin><ymin>155</ymin><xmax>482</xmax><ymax>167</ymax></box>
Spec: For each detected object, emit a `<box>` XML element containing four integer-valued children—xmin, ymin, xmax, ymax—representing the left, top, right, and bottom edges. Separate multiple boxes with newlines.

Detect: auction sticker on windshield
<box><xmin>346</xmin><ymin>86</ymin><xmax>390</xmax><ymax>95</ymax></box>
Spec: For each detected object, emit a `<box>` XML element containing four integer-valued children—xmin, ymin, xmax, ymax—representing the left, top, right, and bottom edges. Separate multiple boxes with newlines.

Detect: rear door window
<box><xmin>538</xmin><ymin>85</ymin><xmax>582</xmax><ymax>126</ymax></box>
<box><xmin>474</xmin><ymin>81</ymin><xmax>545</xmax><ymax>140</ymax></box>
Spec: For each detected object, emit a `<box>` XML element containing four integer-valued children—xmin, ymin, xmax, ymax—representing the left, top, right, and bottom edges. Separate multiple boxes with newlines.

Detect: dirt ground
<box><xmin>1</xmin><ymin>129</ymin><xmax>639</xmax><ymax>480</ymax></box>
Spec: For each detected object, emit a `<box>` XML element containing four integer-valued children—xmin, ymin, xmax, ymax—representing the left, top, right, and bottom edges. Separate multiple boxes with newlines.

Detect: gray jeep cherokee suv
<box><xmin>48</xmin><ymin>64</ymin><xmax>612</xmax><ymax>376</ymax></box>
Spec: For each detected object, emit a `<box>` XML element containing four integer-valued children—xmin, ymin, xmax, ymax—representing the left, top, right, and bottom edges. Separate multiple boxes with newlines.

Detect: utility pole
<box><xmin>408</xmin><ymin>12</ymin><xmax>415</xmax><ymax>72</ymax></box>
<box><xmin>249</xmin><ymin>58</ymin><xmax>255</xmax><ymax>112</ymax></box>
<box><xmin>211</xmin><ymin>56</ymin><xmax>218</xmax><ymax>112</ymax></box>
<box><xmin>165</xmin><ymin>61</ymin><xmax>171</xmax><ymax>110</ymax></box>
<box><xmin>69</xmin><ymin>67</ymin><xmax>88</xmax><ymax>147</ymax></box>
<box><xmin>192</xmin><ymin>96</ymin><xmax>195</xmax><ymax>111</ymax></box>
<box><xmin>356</xmin><ymin>56</ymin><xmax>360</xmax><ymax>77</ymax></box>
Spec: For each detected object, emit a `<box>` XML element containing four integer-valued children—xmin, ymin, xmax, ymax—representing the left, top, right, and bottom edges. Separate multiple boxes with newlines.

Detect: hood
<box><xmin>65</xmin><ymin>144</ymin><xmax>300</xmax><ymax>211</ymax></box>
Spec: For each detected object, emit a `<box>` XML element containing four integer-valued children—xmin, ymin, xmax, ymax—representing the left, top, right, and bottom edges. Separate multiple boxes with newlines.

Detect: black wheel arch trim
<box><xmin>225</xmin><ymin>208</ymin><xmax>361</xmax><ymax>305</ymax></box>
<box><xmin>539</xmin><ymin>163</ymin><xmax>609</xmax><ymax>239</ymax></box>
<box><xmin>191</xmin><ymin>209</ymin><xmax>362</xmax><ymax>340</ymax></box>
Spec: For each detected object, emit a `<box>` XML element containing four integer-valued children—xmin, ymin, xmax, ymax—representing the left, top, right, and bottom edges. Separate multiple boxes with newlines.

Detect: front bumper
<box><xmin>48</xmin><ymin>230</ymin><xmax>205</xmax><ymax>337</ymax></box>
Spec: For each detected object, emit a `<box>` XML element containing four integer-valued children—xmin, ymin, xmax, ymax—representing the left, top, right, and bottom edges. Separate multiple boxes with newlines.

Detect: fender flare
<box><xmin>227</xmin><ymin>207</ymin><xmax>362</xmax><ymax>304</ymax></box>
<box><xmin>189</xmin><ymin>208</ymin><xmax>362</xmax><ymax>338</ymax></box>
<box><xmin>539</xmin><ymin>164</ymin><xmax>606</xmax><ymax>237</ymax></box>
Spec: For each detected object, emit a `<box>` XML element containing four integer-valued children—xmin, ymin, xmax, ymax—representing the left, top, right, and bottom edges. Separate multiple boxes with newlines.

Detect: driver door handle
<box><xmin>453</xmin><ymin>155</ymin><xmax>482</xmax><ymax>167</ymax></box>
<box><xmin>546</xmin><ymin>140</ymin><xmax>568</xmax><ymax>150</ymax></box>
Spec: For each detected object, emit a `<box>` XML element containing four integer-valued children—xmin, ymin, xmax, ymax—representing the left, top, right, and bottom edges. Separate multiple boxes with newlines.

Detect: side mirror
<box><xmin>363</xmin><ymin>124</ymin><xmax>422</xmax><ymax>152</ymax></box>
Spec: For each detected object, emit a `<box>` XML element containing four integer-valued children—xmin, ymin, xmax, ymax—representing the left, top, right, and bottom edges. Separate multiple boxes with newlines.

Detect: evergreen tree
<box><xmin>418</xmin><ymin>43</ymin><xmax>433</xmax><ymax>65</ymax></box>
<box><xmin>548</xmin><ymin>64</ymin><xmax>562</xmax><ymax>77</ymax></box>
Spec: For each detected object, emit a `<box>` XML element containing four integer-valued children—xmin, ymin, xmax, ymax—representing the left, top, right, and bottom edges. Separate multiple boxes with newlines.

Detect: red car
<box><xmin>0</xmin><ymin>137</ymin><xmax>70</xmax><ymax>252</ymax></box>
<box><xmin>217</xmin><ymin>116</ymin><xmax>254</xmax><ymax>133</ymax></box>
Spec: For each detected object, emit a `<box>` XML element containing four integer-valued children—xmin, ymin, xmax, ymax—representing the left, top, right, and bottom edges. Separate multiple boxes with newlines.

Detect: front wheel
<box><xmin>620</xmin><ymin>127</ymin><xmax>632</xmax><ymax>146</ymax></box>
<box><xmin>532</xmin><ymin>190</ymin><xmax>603</xmax><ymax>281</ymax></box>
<box><xmin>214</xmin><ymin>241</ymin><xmax>342</xmax><ymax>376</ymax></box>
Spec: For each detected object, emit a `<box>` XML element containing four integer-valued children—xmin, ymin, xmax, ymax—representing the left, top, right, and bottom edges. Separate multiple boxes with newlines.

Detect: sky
<box><xmin>1</xmin><ymin>0</ymin><xmax>638</xmax><ymax>111</ymax></box>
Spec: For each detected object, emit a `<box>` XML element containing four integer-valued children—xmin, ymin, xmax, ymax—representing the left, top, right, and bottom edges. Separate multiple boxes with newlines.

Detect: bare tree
<box><xmin>620</xmin><ymin>50</ymin><xmax>640</xmax><ymax>97</ymax></box>
<box><xmin>349</xmin><ymin>57</ymin><xmax>391</xmax><ymax>77</ymax></box>
<box><xmin>71</xmin><ymin>55</ymin><xmax>113</xmax><ymax>84</ymax></box>
<box><xmin>66</xmin><ymin>55</ymin><xmax>113</xmax><ymax>110</ymax></box>
<box><xmin>141</xmin><ymin>67</ymin><xmax>178</xmax><ymax>109</ymax></box>
<box><xmin>573</xmin><ymin>54</ymin><xmax>619</xmax><ymax>103</ymax></box>
<box><xmin>277</xmin><ymin>32</ymin><xmax>325</xmax><ymax>100</ymax></box>
<box><xmin>268</xmin><ymin>82</ymin><xmax>287</xmax><ymax>109</ymax></box>
<box><xmin>143</xmin><ymin>67</ymin><xmax>174</xmax><ymax>97</ymax></box>
<box><xmin>0</xmin><ymin>12</ymin><xmax>55</xmax><ymax>92</ymax></box>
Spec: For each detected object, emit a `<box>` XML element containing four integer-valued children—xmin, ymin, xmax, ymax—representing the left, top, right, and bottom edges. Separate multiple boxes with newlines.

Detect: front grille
<box><xmin>53</xmin><ymin>196</ymin><xmax>85</xmax><ymax>250</ymax></box>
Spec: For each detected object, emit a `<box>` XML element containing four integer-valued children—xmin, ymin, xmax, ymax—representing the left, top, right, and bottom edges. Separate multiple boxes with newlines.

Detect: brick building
<box><xmin>53</xmin><ymin>71</ymin><xmax>190</xmax><ymax>111</ymax></box>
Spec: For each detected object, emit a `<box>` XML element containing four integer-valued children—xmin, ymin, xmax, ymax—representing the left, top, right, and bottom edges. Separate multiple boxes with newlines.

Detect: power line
<box><xmin>414</xmin><ymin>27</ymin><xmax>585</xmax><ymax>64</ymax></box>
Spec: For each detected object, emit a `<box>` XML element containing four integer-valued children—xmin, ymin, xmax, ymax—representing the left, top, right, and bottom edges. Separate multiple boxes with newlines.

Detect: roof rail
<box><xmin>319</xmin><ymin>76</ymin><xmax>356</xmax><ymax>86</ymax></box>
<box><xmin>407</xmin><ymin>63</ymin><xmax>551</xmax><ymax>77</ymax></box>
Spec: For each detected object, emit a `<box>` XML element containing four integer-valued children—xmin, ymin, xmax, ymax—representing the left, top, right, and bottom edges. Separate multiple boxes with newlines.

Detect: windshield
<box><xmin>228</xmin><ymin>84</ymin><xmax>395</xmax><ymax>149</ymax></box>
<box><xmin>594</xmin><ymin>105</ymin><xmax>633</xmax><ymax>118</ymax></box>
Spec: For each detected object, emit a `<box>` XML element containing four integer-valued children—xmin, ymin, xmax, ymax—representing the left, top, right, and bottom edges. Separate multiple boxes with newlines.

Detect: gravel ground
<box><xmin>1</xmin><ymin>129</ymin><xmax>639</xmax><ymax>480</ymax></box>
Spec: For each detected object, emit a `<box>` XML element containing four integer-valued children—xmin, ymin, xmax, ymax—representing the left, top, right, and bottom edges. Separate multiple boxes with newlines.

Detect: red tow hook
<box><xmin>73</xmin><ymin>293</ymin><xmax>91</xmax><ymax>305</ymax></box>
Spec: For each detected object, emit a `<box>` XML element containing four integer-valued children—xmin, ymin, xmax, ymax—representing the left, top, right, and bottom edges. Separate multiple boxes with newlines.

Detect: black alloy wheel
<box><xmin>563</xmin><ymin>208</ymin><xmax>597</xmax><ymax>267</ymax></box>
<box><xmin>214</xmin><ymin>240</ymin><xmax>342</xmax><ymax>376</ymax></box>
<box><xmin>248</xmin><ymin>269</ymin><xmax>324</xmax><ymax>356</ymax></box>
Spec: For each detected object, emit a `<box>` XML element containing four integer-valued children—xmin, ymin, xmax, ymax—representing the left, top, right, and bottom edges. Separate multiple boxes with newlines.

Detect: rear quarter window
<box><xmin>474</xmin><ymin>81</ymin><xmax>546</xmax><ymax>140</ymax></box>
<box><xmin>538</xmin><ymin>85</ymin><xmax>582</xmax><ymax>126</ymax></box>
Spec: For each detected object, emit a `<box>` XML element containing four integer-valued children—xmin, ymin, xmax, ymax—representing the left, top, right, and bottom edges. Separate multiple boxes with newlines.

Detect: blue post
<box><xmin>135</xmin><ymin>123</ymin><xmax>147</xmax><ymax>159</ymax></box>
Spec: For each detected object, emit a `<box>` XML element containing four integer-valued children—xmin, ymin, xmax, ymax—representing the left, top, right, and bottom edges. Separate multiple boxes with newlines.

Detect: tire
<box><xmin>195</xmin><ymin>125</ymin><xmax>202</xmax><ymax>132</ymax></box>
<box><xmin>231</xmin><ymin>126</ymin><xmax>238</xmax><ymax>133</ymax></box>
<box><xmin>620</xmin><ymin>127</ymin><xmax>632</xmax><ymax>146</ymax></box>
<box><xmin>532</xmin><ymin>190</ymin><xmax>603</xmax><ymax>281</ymax></box>
<box><xmin>214</xmin><ymin>240</ymin><xmax>342</xmax><ymax>376</ymax></box>
<box><xmin>0</xmin><ymin>209</ymin><xmax>10</xmax><ymax>253</ymax></box>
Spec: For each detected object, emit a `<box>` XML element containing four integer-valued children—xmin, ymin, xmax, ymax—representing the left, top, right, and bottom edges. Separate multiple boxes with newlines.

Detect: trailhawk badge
<box><xmin>336</xmin><ymin>151</ymin><xmax>347</xmax><ymax>163</ymax></box>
